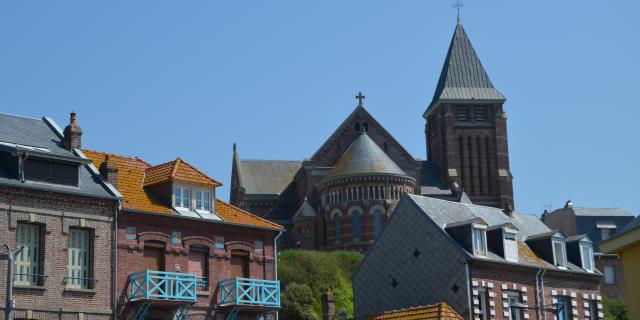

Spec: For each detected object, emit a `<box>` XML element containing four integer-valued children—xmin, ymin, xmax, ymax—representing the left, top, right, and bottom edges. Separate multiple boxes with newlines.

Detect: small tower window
<box><xmin>363</xmin><ymin>122</ymin><xmax>369</xmax><ymax>132</ymax></box>
<box><xmin>457</xmin><ymin>106</ymin><xmax>469</xmax><ymax>121</ymax></box>
<box><xmin>355</xmin><ymin>122</ymin><xmax>362</xmax><ymax>132</ymax></box>
<box><xmin>352</xmin><ymin>209</ymin><xmax>361</xmax><ymax>241</ymax></box>
<box><xmin>474</xmin><ymin>106</ymin><xmax>486</xmax><ymax>122</ymax></box>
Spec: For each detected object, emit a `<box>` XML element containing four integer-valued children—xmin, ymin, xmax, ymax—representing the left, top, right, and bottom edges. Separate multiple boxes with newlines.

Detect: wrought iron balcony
<box><xmin>129</xmin><ymin>270</ymin><xmax>197</xmax><ymax>302</ymax></box>
<box><xmin>219</xmin><ymin>277</ymin><xmax>280</xmax><ymax>308</ymax></box>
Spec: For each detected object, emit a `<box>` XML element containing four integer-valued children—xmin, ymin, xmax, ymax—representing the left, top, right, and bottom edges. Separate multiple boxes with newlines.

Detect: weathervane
<box><xmin>452</xmin><ymin>0</ymin><xmax>464</xmax><ymax>22</ymax></box>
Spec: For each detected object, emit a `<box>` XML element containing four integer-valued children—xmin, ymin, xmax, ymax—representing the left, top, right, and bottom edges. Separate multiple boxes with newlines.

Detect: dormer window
<box><xmin>175</xmin><ymin>187</ymin><xmax>190</xmax><ymax>209</ymax></box>
<box><xmin>581</xmin><ymin>243</ymin><xmax>594</xmax><ymax>272</ymax></box>
<box><xmin>552</xmin><ymin>240</ymin><xmax>567</xmax><ymax>269</ymax></box>
<box><xmin>472</xmin><ymin>227</ymin><xmax>487</xmax><ymax>256</ymax></box>
<box><xmin>597</xmin><ymin>223</ymin><xmax>616</xmax><ymax>241</ymax></box>
<box><xmin>504</xmin><ymin>231</ymin><xmax>518</xmax><ymax>262</ymax></box>
<box><xmin>195</xmin><ymin>190</ymin><xmax>211</xmax><ymax>212</ymax></box>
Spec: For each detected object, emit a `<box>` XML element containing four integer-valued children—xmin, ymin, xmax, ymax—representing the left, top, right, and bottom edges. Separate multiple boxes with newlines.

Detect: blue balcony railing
<box><xmin>219</xmin><ymin>277</ymin><xmax>280</xmax><ymax>307</ymax></box>
<box><xmin>129</xmin><ymin>270</ymin><xmax>197</xmax><ymax>302</ymax></box>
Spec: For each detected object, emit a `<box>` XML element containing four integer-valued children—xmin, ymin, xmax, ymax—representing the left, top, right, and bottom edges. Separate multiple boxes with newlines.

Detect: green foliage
<box><xmin>281</xmin><ymin>283</ymin><xmax>319</xmax><ymax>320</ymax></box>
<box><xmin>603</xmin><ymin>297</ymin><xmax>629</xmax><ymax>320</ymax></box>
<box><xmin>278</xmin><ymin>250</ymin><xmax>364</xmax><ymax>319</ymax></box>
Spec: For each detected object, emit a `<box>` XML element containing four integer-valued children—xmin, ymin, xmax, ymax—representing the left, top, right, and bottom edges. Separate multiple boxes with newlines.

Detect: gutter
<box><xmin>273</xmin><ymin>231</ymin><xmax>283</xmax><ymax>320</ymax></box>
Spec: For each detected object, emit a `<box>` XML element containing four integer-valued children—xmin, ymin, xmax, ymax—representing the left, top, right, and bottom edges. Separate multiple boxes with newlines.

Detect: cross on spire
<box><xmin>355</xmin><ymin>92</ymin><xmax>365</xmax><ymax>106</ymax></box>
<box><xmin>452</xmin><ymin>0</ymin><xmax>464</xmax><ymax>22</ymax></box>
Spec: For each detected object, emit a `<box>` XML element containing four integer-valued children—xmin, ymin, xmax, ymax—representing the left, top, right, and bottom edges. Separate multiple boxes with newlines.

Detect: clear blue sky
<box><xmin>1</xmin><ymin>1</ymin><xmax>638</xmax><ymax>216</ymax></box>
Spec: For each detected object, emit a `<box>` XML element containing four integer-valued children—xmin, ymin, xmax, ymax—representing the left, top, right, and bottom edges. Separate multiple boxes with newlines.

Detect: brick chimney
<box><xmin>321</xmin><ymin>288</ymin><xmax>335</xmax><ymax>320</ymax></box>
<box><xmin>63</xmin><ymin>112</ymin><xmax>83</xmax><ymax>151</ymax></box>
<box><xmin>100</xmin><ymin>154</ymin><xmax>119</xmax><ymax>189</ymax></box>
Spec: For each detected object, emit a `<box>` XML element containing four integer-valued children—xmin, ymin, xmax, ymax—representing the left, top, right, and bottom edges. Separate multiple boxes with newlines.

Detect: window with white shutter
<box><xmin>15</xmin><ymin>223</ymin><xmax>41</xmax><ymax>286</ymax></box>
<box><xmin>67</xmin><ymin>229</ymin><xmax>91</xmax><ymax>289</ymax></box>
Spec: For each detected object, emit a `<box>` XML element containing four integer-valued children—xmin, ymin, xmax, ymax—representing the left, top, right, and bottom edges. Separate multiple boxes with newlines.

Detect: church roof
<box><xmin>293</xmin><ymin>198</ymin><xmax>316</xmax><ymax>220</ymax></box>
<box><xmin>425</xmin><ymin>22</ymin><xmax>505</xmax><ymax>116</ymax></box>
<box><xmin>328</xmin><ymin>132</ymin><xmax>408</xmax><ymax>179</ymax></box>
<box><xmin>236</xmin><ymin>159</ymin><xmax>302</xmax><ymax>195</ymax></box>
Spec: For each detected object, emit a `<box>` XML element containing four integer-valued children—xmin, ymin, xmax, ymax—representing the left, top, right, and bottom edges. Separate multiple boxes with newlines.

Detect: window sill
<box><xmin>196</xmin><ymin>290</ymin><xmax>210</xmax><ymax>297</ymax></box>
<box><xmin>64</xmin><ymin>287</ymin><xmax>96</xmax><ymax>294</ymax></box>
<box><xmin>13</xmin><ymin>284</ymin><xmax>46</xmax><ymax>291</ymax></box>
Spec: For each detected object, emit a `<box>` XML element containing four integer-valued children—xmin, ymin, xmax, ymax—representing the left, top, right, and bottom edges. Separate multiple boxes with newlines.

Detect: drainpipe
<box><xmin>534</xmin><ymin>268</ymin><xmax>542</xmax><ymax>320</ymax></box>
<box><xmin>2</xmin><ymin>244</ymin><xmax>24</xmax><ymax>320</ymax></box>
<box><xmin>113</xmin><ymin>200</ymin><xmax>121</xmax><ymax>320</ymax></box>
<box><xmin>464</xmin><ymin>262</ymin><xmax>472</xmax><ymax>320</ymax></box>
<box><xmin>539</xmin><ymin>269</ymin><xmax>546</xmax><ymax>320</ymax></box>
<box><xmin>273</xmin><ymin>231</ymin><xmax>283</xmax><ymax>320</ymax></box>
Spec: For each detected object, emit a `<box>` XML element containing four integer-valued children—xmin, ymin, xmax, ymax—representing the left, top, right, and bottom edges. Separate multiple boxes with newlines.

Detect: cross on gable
<box><xmin>355</xmin><ymin>92</ymin><xmax>365</xmax><ymax>106</ymax></box>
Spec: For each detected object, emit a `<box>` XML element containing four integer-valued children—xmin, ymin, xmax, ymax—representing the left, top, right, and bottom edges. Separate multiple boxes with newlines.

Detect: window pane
<box><xmin>204</xmin><ymin>192</ymin><xmax>211</xmax><ymax>211</ymax></box>
<box><xmin>352</xmin><ymin>210</ymin><xmax>361</xmax><ymax>241</ymax></box>
<box><xmin>374</xmin><ymin>209</ymin><xmax>382</xmax><ymax>238</ymax></box>
<box><xmin>15</xmin><ymin>223</ymin><xmax>40</xmax><ymax>286</ymax></box>
<box><xmin>582</xmin><ymin>245</ymin><xmax>593</xmax><ymax>271</ymax></box>
<box><xmin>554</xmin><ymin>242</ymin><xmax>566</xmax><ymax>267</ymax></box>
<box><xmin>604</xmin><ymin>265</ymin><xmax>616</xmax><ymax>284</ymax></box>
<box><xmin>68</xmin><ymin>229</ymin><xmax>90</xmax><ymax>289</ymax></box>
<box><xmin>601</xmin><ymin>229</ymin><xmax>611</xmax><ymax>240</ymax></box>
<box><xmin>182</xmin><ymin>189</ymin><xmax>190</xmax><ymax>208</ymax></box>
<box><xmin>196</xmin><ymin>191</ymin><xmax>202</xmax><ymax>209</ymax></box>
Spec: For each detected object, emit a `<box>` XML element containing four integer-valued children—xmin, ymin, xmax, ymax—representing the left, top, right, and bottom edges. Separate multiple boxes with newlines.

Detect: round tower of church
<box><xmin>319</xmin><ymin>132</ymin><xmax>416</xmax><ymax>251</ymax></box>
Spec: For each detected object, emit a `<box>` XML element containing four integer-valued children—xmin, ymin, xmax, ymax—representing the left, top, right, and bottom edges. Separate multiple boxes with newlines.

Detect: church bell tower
<box><xmin>424</xmin><ymin>21</ymin><xmax>514</xmax><ymax>209</ymax></box>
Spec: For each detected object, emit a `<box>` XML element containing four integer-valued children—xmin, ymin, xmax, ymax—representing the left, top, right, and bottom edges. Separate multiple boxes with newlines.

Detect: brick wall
<box><xmin>0</xmin><ymin>186</ymin><xmax>116</xmax><ymax>320</ymax></box>
<box><xmin>471</xmin><ymin>263</ymin><xmax>602</xmax><ymax>320</ymax></box>
<box><xmin>115</xmin><ymin>211</ymin><xmax>279</xmax><ymax>319</ymax></box>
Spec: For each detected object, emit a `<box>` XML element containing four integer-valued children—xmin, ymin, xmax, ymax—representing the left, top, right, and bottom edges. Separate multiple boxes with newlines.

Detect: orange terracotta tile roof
<box><xmin>83</xmin><ymin>149</ymin><xmax>282</xmax><ymax>230</ymax></box>
<box><xmin>144</xmin><ymin>158</ymin><xmax>222</xmax><ymax>187</ymax></box>
<box><xmin>216</xmin><ymin>199</ymin><xmax>282</xmax><ymax>230</ymax></box>
<box><xmin>366</xmin><ymin>303</ymin><xmax>463</xmax><ymax>320</ymax></box>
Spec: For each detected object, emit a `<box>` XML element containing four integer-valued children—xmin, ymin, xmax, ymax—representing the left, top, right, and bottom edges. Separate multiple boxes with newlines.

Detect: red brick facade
<box><xmin>470</xmin><ymin>262</ymin><xmax>603</xmax><ymax>320</ymax></box>
<box><xmin>0</xmin><ymin>186</ymin><xmax>117</xmax><ymax>320</ymax></box>
<box><xmin>115</xmin><ymin>211</ymin><xmax>279</xmax><ymax>320</ymax></box>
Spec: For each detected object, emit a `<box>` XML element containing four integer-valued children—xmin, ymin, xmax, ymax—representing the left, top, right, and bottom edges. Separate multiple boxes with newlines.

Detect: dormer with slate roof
<box><xmin>424</xmin><ymin>21</ymin><xmax>513</xmax><ymax>210</ymax></box>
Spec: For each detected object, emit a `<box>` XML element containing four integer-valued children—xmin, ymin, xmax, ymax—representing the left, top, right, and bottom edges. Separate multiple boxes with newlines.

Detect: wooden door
<box><xmin>230</xmin><ymin>251</ymin><xmax>249</xmax><ymax>278</ymax></box>
<box><xmin>143</xmin><ymin>243</ymin><xmax>164</xmax><ymax>271</ymax></box>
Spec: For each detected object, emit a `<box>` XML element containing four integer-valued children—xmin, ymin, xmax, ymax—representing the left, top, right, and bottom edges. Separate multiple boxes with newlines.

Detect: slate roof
<box><xmin>328</xmin><ymin>132</ymin><xmax>409</xmax><ymax>179</ymax></box>
<box><xmin>419</xmin><ymin>160</ymin><xmax>452</xmax><ymax>196</ymax></box>
<box><xmin>293</xmin><ymin>198</ymin><xmax>316</xmax><ymax>220</ymax></box>
<box><xmin>236</xmin><ymin>159</ymin><xmax>301</xmax><ymax>195</ymax></box>
<box><xmin>426</xmin><ymin>22</ymin><xmax>505</xmax><ymax>115</ymax></box>
<box><xmin>366</xmin><ymin>303</ymin><xmax>463</xmax><ymax>320</ymax></box>
<box><xmin>84</xmin><ymin>149</ymin><xmax>282</xmax><ymax>230</ymax></box>
<box><xmin>0</xmin><ymin>113</ymin><xmax>116</xmax><ymax>199</ymax></box>
<box><xmin>0</xmin><ymin>113</ymin><xmax>74</xmax><ymax>157</ymax></box>
<box><xmin>405</xmin><ymin>195</ymin><xmax>594</xmax><ymax>273</ymax></box>
<box><xmin>144</xmin><ymin>158</ymin><xmax>222</xmax><ymax>187</ymax></box>
<box><xmin>572</xmin><ymin>207</ymin><xmax>635</xmax><ymax>217</ymax></box>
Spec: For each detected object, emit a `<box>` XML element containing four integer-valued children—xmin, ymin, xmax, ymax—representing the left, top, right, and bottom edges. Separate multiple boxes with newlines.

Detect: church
<box><xmin>230</xmin><ymin>21</ymin><xmax>514</xmax><ymax>251</ymax></box>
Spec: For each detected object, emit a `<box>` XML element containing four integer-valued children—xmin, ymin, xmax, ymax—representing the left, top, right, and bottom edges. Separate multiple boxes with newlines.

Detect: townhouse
<box><xmin>83</xmin><ymin>150</ymin><xmax>283</xmax><ymax>320</ymax></box>
<box><xmin>353</xmin><ymin>195</ymin><xmax>603</xmax><ymax>320</ymax></box>
<box><xmin>0</xmin><ymin>112</ymin><xmax>120</xmax><ymax>320</ymax></box>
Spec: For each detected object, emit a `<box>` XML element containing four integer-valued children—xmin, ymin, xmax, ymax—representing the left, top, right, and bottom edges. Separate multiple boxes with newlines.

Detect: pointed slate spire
<box><xmin>425</xmin><ymin>22</ymin><xmax>505</xmax><ymax>116</ymax></box>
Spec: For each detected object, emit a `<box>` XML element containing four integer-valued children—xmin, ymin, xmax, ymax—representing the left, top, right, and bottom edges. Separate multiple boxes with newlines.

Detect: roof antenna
<box><xmin>452</xmin><ymin>0</ymin><xmax>464</xmax><ymax>23</ymax></box>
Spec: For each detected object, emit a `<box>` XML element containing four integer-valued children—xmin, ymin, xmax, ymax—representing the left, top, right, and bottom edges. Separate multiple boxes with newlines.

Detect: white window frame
<box><xmin>552</xmin><ymin>239</ymin><xmax>567</xmax><ymax>269</ymax></box>
<box><xmin>175</xmin><ymin>186</ymin><xmax>191</xmax><ymax>209</ymax></box>
<box><xmin>503</xmin><ymin>231</ymin><xmax>519</xmax><ymax>262</ymax></box>
<box><xmin>67</xmin><ymin>228</ymin><xmax>91</xmax><ymax>289</ymax></box>
<box><xmin>472</xmin><ymin>226</ymin><xmax>488</xmax><ymax>257</ymax></box>
<box><xmin>195</xmin><ymin>190</ymin><xmax>211</xmax><ymax>212</ymax></box>
<box><xmin>15</xmin><ymin>223</ymin><xmax>41</xmax><ymax>286</ymax></box>
<box><xmin>580</xmin><ymin>243</ymin><xmax>594</xmax><ymax>273</ymax></box>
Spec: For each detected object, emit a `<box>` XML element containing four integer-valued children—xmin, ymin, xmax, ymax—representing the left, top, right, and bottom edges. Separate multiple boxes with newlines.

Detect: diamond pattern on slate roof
<box><xmin>83</xmin><ymin>149</ymin><xmax>281</xmax><ymax>230</ymax></box>
<box><xmin>329</xmin><ymin>132</ymin><xmax>408</xmax><ymax>179</ymax></box>
<box><xmin>144</xmin><ymin>158</ymin><xmax>222</xmax><ymax>187</ymax></box>
<box><xmin>366</xmin><ymin>303</ymin><xmax>463</xmax><ymax>320</ymax></box>
<box><xmin>426</xmin><ymin>22</ymin><xmax>505</xmax><ymax>114</ymax></box>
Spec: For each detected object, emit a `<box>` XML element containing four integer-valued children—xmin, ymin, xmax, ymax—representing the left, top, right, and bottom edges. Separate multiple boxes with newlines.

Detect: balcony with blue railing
<box><xmin>219</xmin><ymin>277</ymin><xmax>280</xmax><ymax>308</ymax></box>
<box><xmin>129</xmin><ymin>270</ymin><xmax>198</xmax><ymax>303</ymax></box>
